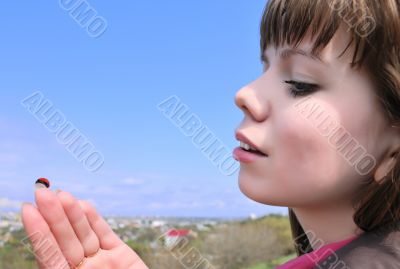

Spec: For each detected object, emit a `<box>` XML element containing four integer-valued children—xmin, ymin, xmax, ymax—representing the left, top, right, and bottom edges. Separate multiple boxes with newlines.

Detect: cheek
<box><xmin>275</xmin><ymin>110</ymin><xmax>333</xmax><ymax>180</ymax></box>
<box><xmin>272</xmin><ymin>104</ymin><xmax>355</xmax><ymax>205</ymax></box>
<box><xmin>238</xmin><ymin>98</ymin><xmax>368</xmax><ymax>207</ymax></box>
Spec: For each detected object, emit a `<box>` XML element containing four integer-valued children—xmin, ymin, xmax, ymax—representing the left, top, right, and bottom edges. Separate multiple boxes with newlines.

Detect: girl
<box><xmin>22</xmin><ymin>0</ymin><xmax>400</xmax><ymax>268</ymax></box>
<box><xmin>234</xmin><ymin>0</ymin><xmax>400</xmax><ymax>268</ymax></box>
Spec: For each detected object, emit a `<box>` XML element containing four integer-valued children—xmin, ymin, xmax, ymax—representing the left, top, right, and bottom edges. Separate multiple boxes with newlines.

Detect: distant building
<box><xmin>151</xmin><ymin>220</ymin><xmax>166</xmax><ymax>228</ymax></box>
<box><xmin>162</xmin><ymin>229</ymin><xmax>197</xmax><ymax>249</ymax></box>
<box><xmin>249</xmin><ymin>213</ymin><xmax>257</xmax><ymax>220</ymax></box>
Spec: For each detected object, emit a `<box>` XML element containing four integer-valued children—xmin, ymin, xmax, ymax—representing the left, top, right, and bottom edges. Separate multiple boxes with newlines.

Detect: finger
<box><xmin>21</xmin><ymin>203</ymin><xmax>70</xmax><ymax>269</ymax></box>
<box><xmin>35</xmin><ymin>188</ymin><xmax>85</xmax><ymax>267</ymax></box>
<box><xmin>57</xmin><ymin>190</ymin><xmax>100</xmax><ymax>257</ymax></box>
<box><xmin>78</xmin><ymin>200</ymin><xmax>123</xmax><ymax>250</ymax></box>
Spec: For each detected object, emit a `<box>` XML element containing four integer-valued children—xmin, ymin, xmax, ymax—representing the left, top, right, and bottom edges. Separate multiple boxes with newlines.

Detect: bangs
<box><xmin>260</xmin><ymin>0</ymin><xmax>374</xmax><ymax>68</ymax></box>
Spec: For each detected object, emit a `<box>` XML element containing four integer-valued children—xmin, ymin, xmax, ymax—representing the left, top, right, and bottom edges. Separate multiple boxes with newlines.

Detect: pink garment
<box><xmin>275</xmin><ymin>234</ymin><xmax>360</xmax><ymax>269</ymax></box>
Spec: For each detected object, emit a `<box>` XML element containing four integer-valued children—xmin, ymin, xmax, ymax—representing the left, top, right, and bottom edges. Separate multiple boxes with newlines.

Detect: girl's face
<box><xmin>234</xmin><ymin>25</ymin><xmax>395</xmax><ymax>208</ymax></box>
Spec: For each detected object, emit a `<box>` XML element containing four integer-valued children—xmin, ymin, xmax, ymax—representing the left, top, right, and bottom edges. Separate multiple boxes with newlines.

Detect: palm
<box><xmin>21</xmin><ymin>188</ymin><xmax>148</xmax><ymax>269</ymax></box>
<box><xmin>78</xmin><ymin>244</ymin><xmax>145</xmax><ymax>268</ymax></box>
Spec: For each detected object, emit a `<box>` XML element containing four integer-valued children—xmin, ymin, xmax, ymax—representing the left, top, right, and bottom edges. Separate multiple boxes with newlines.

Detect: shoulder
<box><xmin>315</xmin><ymin>226</ymin><xmax>400</xmax><ymax>269</ymax></box>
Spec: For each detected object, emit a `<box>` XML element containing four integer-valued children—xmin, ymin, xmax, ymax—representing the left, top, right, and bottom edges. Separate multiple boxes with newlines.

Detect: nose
<box><xmin>234</xmin><ymin>82</ymin><xmax>270</xmax><ymax>122</ymax></box>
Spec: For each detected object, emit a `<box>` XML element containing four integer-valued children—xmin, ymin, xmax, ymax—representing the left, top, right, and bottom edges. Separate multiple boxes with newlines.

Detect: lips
<box><xmin>235</xmin><ymin>132</ymin><xmax>268</xmax><ymax>157</ymax></box>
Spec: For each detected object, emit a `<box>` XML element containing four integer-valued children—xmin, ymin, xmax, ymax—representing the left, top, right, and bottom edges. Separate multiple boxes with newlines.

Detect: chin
<box><xmin>238</xmin><ymin>173</ymin><xmax>297</xmax><ymax>207</ymax></box>
<box><xmin>238</xmin><ymin>174</ymin><xmax>273</xmax><ymax>206</ymax></box>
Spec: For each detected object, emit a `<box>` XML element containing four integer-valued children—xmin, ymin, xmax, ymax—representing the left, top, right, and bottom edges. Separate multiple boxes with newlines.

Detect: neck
<box><xmin>292</xmin><ymin>202</ymin><xmax>364</xmax><ymax>250</ymax></box>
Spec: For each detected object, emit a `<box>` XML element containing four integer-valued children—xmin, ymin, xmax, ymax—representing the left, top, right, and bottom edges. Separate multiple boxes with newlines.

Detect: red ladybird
<box><xmin>35</xmin><ymin>178</ymin><xmax>50</xmax><ymax>188</ymax></box>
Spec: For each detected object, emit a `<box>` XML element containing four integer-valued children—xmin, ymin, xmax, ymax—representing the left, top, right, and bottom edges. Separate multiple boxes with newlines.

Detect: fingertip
<box><xmin>56</xmin><ymin>190</ymin><xmax>77</xmax><ymax>201</ymax></box>
<box><xmin>57</xmin><ymin>191</ymin><xmax>77</xmax><ymax>209</ymax></box>
<box><xmin>21</xmin><ymin>201</ymin><xmax>31</xmax><ymax>207</ymax></box>
<box><xmin>21</xmin><ymin>202</ymin><xmax>32</xmax><ymax>213</ymax></box>
<box><xmin>78</xmin><ymin>200</ymin><xmax>92</xmax><ymax>214</ymax></box>
<box><xmin>35</xmin><ymin>188</ymin><xmax>60</xmax><ymax>211</ymax></box>
<box><xmin>34</xmin><ymin>186</ymin><xmax>50</xmax><ymax>197</ymax></box>
<box><xmin>78</xmin><ymin>200</ymin><xmax>87</xmax><ymax>209</ymax></box>
<box><xmin>21</xmin><ymin>203</ymin><xmax>40</xmax><ymax>226</ymax></box>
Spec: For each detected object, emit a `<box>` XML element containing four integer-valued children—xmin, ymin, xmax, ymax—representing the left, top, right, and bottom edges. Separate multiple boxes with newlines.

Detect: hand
<box><xmin>21</xmin><ymin>188</ymin><xmax>149</xmax><ymax>269</ymax></box>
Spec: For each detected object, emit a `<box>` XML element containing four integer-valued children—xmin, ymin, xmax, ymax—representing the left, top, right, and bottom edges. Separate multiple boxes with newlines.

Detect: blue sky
<box><xmin>0</xmin><ymin>0</ymin><xmax>287</xmax><ymax>218</ymax></box>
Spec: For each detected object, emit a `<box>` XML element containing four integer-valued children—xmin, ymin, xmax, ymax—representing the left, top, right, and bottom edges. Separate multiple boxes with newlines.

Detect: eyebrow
<box><xmin>262</xmin><ymin>48</ymin><xmax>327</xmax><ymax>66</ymax></box>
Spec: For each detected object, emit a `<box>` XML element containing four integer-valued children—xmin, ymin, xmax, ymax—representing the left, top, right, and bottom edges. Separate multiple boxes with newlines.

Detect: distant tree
<box><xmin>201</xmin><ymin>217</ymin><xmax>294</xmax><ymax>269</ymax></box>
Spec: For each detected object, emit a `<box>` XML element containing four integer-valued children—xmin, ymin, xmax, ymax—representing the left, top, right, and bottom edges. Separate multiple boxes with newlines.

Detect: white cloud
<box><xmin>122</xmin><ymin>177</ymin><xmax>144</xmax><ymax>186</ymax></box>
<box><xmin>0</xmin><ymin>198</ymin><xmax>22</xmax><ymax>209</ymax></box>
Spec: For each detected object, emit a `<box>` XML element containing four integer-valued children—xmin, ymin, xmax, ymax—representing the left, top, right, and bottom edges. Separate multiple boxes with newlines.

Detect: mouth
<box><xmin>235</xmin><ymin>132</ymin><xmax>268</xmax><ymax>157</ymax></box>
<box><xmin>239</xmin><ymin>141</ymin><xmax>268</xmax><ymax>157</ymax></box>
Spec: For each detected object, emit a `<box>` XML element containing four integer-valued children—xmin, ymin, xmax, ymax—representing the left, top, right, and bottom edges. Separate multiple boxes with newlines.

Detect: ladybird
<box><xmin>35</xmin><ymin>178</ymin><xmax>50</xmax><ymax>189</ymax></box>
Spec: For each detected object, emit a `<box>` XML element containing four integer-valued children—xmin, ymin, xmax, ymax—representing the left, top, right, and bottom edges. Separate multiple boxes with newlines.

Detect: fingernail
<box><xmin>35</xmin><ymin>184</ymin><xmax>47</xmax><ymax>190</ymax></box>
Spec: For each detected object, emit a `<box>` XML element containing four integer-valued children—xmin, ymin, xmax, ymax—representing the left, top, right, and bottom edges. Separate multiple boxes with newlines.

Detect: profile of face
<box><xmin>234</xmin><ymin>24</ymin><xmax>398</xmax><ymax>209</ymax></box>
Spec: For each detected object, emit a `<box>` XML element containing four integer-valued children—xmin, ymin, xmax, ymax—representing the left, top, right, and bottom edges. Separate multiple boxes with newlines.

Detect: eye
<box><xmin>261</xmin><ymin>55</ymin><xmax>270</xmax><ymax>73</ymax></box>
<box><xmin>284</xmin><ymin>80</ymin><xmax>319</xmax><ymax>97</ymax></box>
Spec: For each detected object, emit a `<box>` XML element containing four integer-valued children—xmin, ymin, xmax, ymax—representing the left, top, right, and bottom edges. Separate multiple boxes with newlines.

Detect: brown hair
<box><xmin>259</xmin><ymin>0</ymin><xmax>400</xmax><ymax>256</ymax></box>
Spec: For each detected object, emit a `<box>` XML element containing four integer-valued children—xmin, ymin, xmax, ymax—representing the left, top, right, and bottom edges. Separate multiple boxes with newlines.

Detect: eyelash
<box><xmin>284</xmin><ymin>80</ymin><xmax>319</xmax><ymax>97</ymax></box>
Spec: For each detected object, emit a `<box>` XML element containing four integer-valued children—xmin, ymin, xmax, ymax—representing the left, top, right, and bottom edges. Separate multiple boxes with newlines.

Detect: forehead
<box><xmin>264</xmin><ymin>23</ymin><xmax>355</xmax><ymax>67</ymax></box>
<box><xmin>260</xmin><ymin>0</ymin><xmax>370</xmax><ymax>69</ymax></box>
